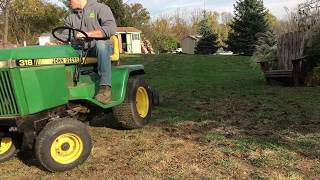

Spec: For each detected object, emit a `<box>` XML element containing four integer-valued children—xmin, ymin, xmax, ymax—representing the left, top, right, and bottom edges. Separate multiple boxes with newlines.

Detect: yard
<box><xmin>1</xmin><ymin>54</ymin><xmax>319</xmax><ymax>179</ymax></box>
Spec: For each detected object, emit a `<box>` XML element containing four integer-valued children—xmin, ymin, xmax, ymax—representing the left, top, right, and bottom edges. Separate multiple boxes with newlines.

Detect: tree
<box><xmin>195</xmin><ymin>12</ymin><xmax>219</xmax><ymax>54</ymax></box>
<box><xmin>227</xmin><ymin>0</ymin><xmax>270</xmax><ymax>55</ymax></box>
<box><xmin>171</xmin><ymin>8</ymin><xmax>191</xmax><ymax>43</ymax></box>
<box><xmin>190</xmin><ymin>9</ymin><xmax>203</xmax><ymax>34</ymax></box>
<box><xmin>146</xmin><ymin>18</ymin><xmax>178</xmax><ymax>53</ymax></box>
<box><xmin>251</xmin><ymin>31</ymin><xmax>277</xmax><ymax>65</ymax></box>
<box><xmin>0</xmin><ymin>0</ymin><xmax>11</xmax><ymax>47</ymax></box>
<box><xmin>124</xmin><ymin>3</ymin><xmax>150</xmax><ymax>29</ymax></box>
<box><xmin>266</xmin><ymin>13</ymin><xmax>279</xmax><ymax>30</ymax></box>
<box><xmin>8</xmin><ymin>0</ymin><xmax>66</xmax><ymax>44</ymax></box>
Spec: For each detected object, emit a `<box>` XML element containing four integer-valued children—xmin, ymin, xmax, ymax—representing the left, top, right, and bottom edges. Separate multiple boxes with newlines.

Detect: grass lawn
<box><xmin>1</xmin><ymin>54</ymin><xmax>319</xmax><ymax>179</ymax></box>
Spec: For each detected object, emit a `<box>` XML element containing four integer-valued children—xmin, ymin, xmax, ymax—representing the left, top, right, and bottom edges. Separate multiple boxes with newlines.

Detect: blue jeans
<box><xmin>87</xmin><ymin>40</ymin><xmax>112</xmax><ymax>87</ymax></box>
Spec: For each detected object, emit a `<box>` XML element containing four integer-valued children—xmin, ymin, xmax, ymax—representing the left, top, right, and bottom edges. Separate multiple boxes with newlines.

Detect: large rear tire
<box><xmin>112</xmin><ymin>76</ymin><xmax>152</xmax><ymax>129</ymax></box>
<box><xmin>0</xmin><ymin>137</ymin><xmax>16</xmax><ymax>163</ymax></box>
<box><xmin>35</xmin><ymin>118</ymin><xmax>92</xmax><ymax>172</ymax></box>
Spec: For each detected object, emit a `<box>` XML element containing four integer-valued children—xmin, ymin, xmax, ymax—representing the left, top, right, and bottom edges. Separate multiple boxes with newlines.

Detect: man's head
<box><xmin>68</xmin><ymin>0</ymin><xmax>87</xmax><ymax>10</ymax></box>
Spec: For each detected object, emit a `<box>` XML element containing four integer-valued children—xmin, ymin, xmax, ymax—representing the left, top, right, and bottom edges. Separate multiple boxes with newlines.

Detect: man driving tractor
<box><xmin>51</xmin><ymin>0</ymin><xmax>117</xmax><ymax>104</ymax></box>
<box><xmin>0</xmin><ymin>0</ymin><xmax>157</xmax><ymax>172</ymax></box>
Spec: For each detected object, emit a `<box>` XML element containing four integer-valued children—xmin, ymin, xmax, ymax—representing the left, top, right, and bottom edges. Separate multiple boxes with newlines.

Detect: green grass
<box><xmin>2</xmin><ymin>54</ymin><xmax>318</xmax><ymax>179</ymax></box>
<box><xmin>121</xmin><ymin>54</ymin><xmax>320</xmax><ymax>178</ymax></box>
<box><xmin>122</xmin><ymin>54</ymin><xmax>320</xmax><ymax>125</ymax></box>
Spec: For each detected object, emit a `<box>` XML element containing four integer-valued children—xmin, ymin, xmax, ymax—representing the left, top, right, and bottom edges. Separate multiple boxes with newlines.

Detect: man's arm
<box><xmin>76</xmin><ymin>30</ymin><xmax>104</xmax><ymax>39</ymax></box>
<box><xmin>96</xmin><ymin>4</ymin><xmax>117</xmax><ymax>38</ymax></box>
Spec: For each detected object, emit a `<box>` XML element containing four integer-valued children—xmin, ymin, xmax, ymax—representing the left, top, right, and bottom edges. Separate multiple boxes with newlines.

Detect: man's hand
<box><xmin>45</xmin><ymin>41</ymin><xmax>57</xmax><ymax>46</ymax></box>
<box><xmin>76</xmin><ymin>32</ymin><xmax>86</xmax><ymax>39</ymax></box>
<box><xmin>45</xmin><ymin>41</ymin><xmax>64</xmax><ymax>46</ymax></box>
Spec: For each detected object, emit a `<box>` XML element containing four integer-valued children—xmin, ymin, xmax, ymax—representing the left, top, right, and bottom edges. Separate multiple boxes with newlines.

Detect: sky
<box><xmin>51</xmin><ymin>0</ymin><xmax>302</xmax><ymax>19</ymax></box>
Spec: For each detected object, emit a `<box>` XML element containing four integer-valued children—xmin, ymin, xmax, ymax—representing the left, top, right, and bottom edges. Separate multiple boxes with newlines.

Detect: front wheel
<box><xmin>0</xmin><ymin>137</ymin><xmax>16</xmax><ymax>163</ymax></box>
<box><xmin>113</xmin><ymin>76</ymin><xmax>152</xmax><ymax>129</ymax></box>
<box><xmin>35</xmin><ymin>118</ymin><xmax>92</xmax><ymax>172</ymax></box>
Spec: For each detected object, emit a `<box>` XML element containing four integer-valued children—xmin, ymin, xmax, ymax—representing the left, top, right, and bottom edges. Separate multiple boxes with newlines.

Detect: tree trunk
<box><xmin>3</xmin><ymin>6</ymin><xmax>9</xmax><ymax>48</ymax></box>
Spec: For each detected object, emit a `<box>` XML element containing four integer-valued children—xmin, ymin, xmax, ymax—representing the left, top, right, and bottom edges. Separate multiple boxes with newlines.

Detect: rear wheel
<box><xmin>35</xmin><ymin>118</ymin><xmax>92</xmax><ymax>172</ymax></box>
<box><xmin>113</xmin><ymin>76</ymin><xmax>152</xmax><ymax>129</ymax></box>
<box><xmin>0</xmin><ymin>137</ymin><xmax>16</xmax><ymax>163</ymax></box>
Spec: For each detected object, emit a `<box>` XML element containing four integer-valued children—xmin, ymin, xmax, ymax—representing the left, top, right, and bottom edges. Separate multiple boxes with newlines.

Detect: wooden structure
<box><xmin>181</xmin><ymin>35</ymin><xmax>202</xmax><ymax>54</ymax></box>
<box><xmin>258</xmin><ymin>32</ymin><xmax>306</xmax><ymax>86</ymax></box>
<box><xmin>116</xmin><ymin>27</ymin><xmax>142</xmax><ymax>54</ymax></box>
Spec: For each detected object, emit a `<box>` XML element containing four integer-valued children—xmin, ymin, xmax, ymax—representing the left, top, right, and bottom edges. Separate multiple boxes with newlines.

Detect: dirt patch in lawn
<box><xmin>0</xmin><ymin>97</ymin><xmax>319</xmax><ymax>179</ymax></box>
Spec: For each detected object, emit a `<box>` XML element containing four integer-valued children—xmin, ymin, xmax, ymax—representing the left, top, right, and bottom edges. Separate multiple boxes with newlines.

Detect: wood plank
<box><xmin>276</xmin><ymin>31</ymin><xmax>305</xmax><ymax>71</ymax></box>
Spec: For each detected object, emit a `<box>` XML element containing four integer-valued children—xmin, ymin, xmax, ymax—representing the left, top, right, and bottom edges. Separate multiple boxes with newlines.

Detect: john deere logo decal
<box><xmin>89</xmin><ymin>12</ymin><xmax>95</xmax><ymax>18</ymax></box>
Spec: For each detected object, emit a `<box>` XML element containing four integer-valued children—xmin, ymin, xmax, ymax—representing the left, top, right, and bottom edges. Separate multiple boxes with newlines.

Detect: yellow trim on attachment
<box><xmin>0</xmin><ymin>137</ymin><xmax>13</xmax><ymax>155</ymax></box>
<box><xmin>110</xmin><ymin>35</ymin><xmax>120</xmax><ymax>62</ymax></box>
<box><xmin>50</xmin><ymin>133</ymin><xmax>83</xmax><ymax>165</ymax></box>
<box><xmin>136</xmin><ymin>87</ymin><xmax>149</xmax><ymax>118</ymax></box>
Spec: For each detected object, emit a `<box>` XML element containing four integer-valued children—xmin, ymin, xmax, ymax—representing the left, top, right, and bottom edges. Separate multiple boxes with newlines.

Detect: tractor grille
<box><xmin>0</xmin><ymin>70</ymin><xmax>19</xmax><ymax>116</ymax></box>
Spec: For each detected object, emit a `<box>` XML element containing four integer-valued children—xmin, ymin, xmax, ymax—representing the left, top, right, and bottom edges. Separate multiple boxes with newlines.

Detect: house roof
<box><xmin>116</xmin><ymin>27</ymin><xmax>141</xmax><ymax>33</ymax></box>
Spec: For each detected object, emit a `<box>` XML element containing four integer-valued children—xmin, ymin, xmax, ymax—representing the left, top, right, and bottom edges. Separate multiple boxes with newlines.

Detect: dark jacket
<box><xmin>65</xmin><ymin>0</ymin><xmax>117</xmax><ymax>38</ymax></box>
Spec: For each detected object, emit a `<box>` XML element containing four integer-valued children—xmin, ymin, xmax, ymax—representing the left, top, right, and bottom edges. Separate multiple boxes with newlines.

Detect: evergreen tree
<box><xmin>227</xmin><ymin>0</ymin><xmax>269</xmax><ymax>55</ymax></box>
<box><xmin>195</xmin><ymin>12</ymin><xmax>219</xmax><ymax>54</ymax></box>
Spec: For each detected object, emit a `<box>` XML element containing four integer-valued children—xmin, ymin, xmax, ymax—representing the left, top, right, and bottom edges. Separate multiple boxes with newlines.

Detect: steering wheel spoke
<box><xmin>52</xmin><ymin>27</ymin><xmax>89</xmax><ymax>45</ymax></box>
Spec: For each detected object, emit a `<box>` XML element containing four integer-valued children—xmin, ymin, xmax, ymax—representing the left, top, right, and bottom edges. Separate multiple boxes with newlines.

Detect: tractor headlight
<box><xmin>0</xmin><ymin>61</ymin><xmax>8</xmax><ymax>68</ymax></box>
<box><xmin>0</xmin><ymin>60</ymin><xmax>16</xmax><ymax>68</ymax></box>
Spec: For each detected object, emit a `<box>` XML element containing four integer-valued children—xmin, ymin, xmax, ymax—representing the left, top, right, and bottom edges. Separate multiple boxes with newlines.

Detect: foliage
<box><xmin>171</xmin><ymin>9</ymin><xmax>191</xmax><ymax>42</ymax></box>
<box><xmin>148</xmin><ymin>18</ymin><xmax>178</xmax><ymax>53</ymax></box>
<box><xmin>195</xmin><ymin>12</ymin><xmax>219</xmax><ymax>54</ymax></box>
<box><xmin>171</xmin><ymin>19</ymin><xmax>190</xmax><ymax>43</ymax></box>
<box><xmin>266</xmin><ymin>13</ymin><xmax>280</xmax><ymax>32</ymax></box>
<box><xmin>197</xmin><ymin>12</ymin><xmax>214</xmax><ymax>37</ymax></box>
<box><xmin>251</xmin><ymin>31</ymin><xmax>277</xmax><ymax>66</ymax></box>
<box><xmin>157</xmin><ymin>35</ymin><xmax>177</xmax><ymax>53</ymax></box>
<box><xmin>8</xmin><ymin>0</ymin><xmax>66</xmax><ymax>44</ymax></box>
<box><xmin>195</xmin><ymin>34</ymin><xmax>219</xmax><ymax>54</ymax></box>
<box><xmin>124</xmin><ymin>3</ymin><xmax>150</xmax><ymax>29</ymax></box>
<box><xmin>297</xmin><ymin>0</ymin><xmax>320</xmax><ymax>31</ymax></box>
<box><xmin>227</xmin><ymin>0</ymin><xmax>270</xmax><ymax>55</ymax></box>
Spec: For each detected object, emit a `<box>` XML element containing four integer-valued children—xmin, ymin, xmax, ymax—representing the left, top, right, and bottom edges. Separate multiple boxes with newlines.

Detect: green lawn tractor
<box><xmin>0</xmin><ymin>27</ymin><xmax>157</xmax><ymax>172</ymax></box>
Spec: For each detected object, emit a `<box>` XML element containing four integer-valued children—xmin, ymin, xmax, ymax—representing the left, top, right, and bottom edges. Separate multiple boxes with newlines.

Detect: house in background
<box><xmin>116</xmin><ymin>27</ymin><xmax>142</xmax><ymax>54</ymax></box>
<box><xmin>181</xmin><ymin>35</ymin><xmax>202</xmax><ymax>54</ymax></box>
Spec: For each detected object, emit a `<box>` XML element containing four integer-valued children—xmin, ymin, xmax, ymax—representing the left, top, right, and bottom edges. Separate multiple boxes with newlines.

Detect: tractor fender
<box><xmin>117</xmin><ymin>65</ymin><xmax>159</xmax><ymax>106</ymax></box>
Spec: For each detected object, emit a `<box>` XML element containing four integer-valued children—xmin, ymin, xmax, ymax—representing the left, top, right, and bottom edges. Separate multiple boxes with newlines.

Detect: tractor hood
<box><xmin>0</xmin><ymin>45</ymin><xmax>79</xmax><ymax>61</ymax></box>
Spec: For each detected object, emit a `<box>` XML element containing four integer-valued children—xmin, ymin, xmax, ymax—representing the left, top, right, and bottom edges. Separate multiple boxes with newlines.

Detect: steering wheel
<box><xmin>52</xmin><ymin>26</ymin><xmax>89</xmax><ymax>44</ymax></box>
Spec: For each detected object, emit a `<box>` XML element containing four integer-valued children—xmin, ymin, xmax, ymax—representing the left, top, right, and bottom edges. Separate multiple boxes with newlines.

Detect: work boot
<box><xmin>95</xmin><ymin>85</ymin><xmax>112</xmax><ymax>104</ymax></box>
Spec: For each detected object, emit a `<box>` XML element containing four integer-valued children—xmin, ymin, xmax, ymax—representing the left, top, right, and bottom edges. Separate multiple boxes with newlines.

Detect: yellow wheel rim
<box><xmin>0</xmin><ymin>137</ymin><xmax>13</xmax><ymax>155</ymax></box>
<box><xmin>50</xmin><ymin>133</ymin><xmax>83</xmax><ymax>165</ymax></box>
<box><xmin>136</xmin><ymin>87</ymin><xmax>149</xmax><ymax>118</ymax></box>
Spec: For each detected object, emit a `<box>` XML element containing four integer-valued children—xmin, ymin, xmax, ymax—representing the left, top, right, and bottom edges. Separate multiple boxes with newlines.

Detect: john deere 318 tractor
<box><xmin>0</xmin><ymin>27</ymin><xmax>156</xmax><ymax>172</ymax></box>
